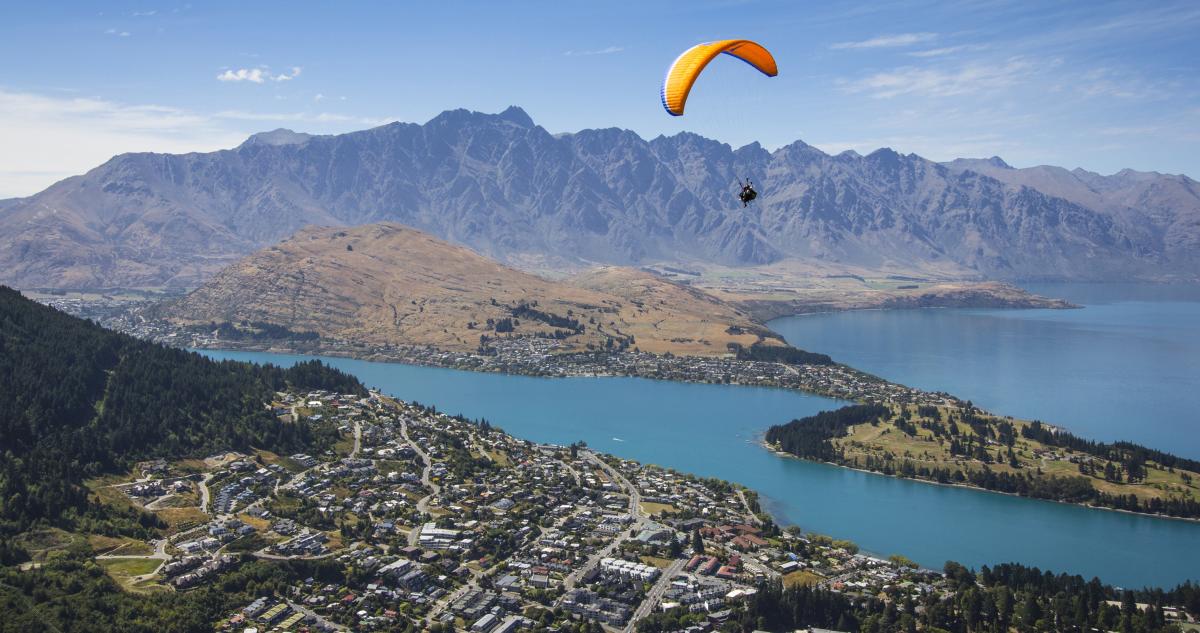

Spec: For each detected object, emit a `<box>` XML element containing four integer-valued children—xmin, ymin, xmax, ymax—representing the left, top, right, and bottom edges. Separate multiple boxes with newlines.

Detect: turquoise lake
<box><xmin>769</xmin><ymin>283</ymin><xmax>1200</xmax><ymax>460</ymax></box>
<box><xmin>203</xmin><ymin>332</ymin><xmax>1200</xmax><ymax>588</ymax></box>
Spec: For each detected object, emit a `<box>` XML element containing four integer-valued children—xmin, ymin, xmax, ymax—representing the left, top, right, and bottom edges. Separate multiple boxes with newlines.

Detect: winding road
<box><xmin>400</xmin><ymin>416</ymin><xmax>440</xmax><ymax>547</ymax></box>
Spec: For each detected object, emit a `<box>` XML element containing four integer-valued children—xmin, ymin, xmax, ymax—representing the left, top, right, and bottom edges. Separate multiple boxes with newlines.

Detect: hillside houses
<box><xmin>74</xmin><ymin>387</ymin><xmax>982</xmax><ymax>630</ymax></box>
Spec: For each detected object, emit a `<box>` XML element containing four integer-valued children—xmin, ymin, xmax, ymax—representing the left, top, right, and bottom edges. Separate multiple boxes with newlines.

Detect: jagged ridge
<box><xmin>1</xmin><ymin>107</ymin><xmax>1196</xmax><ymax>288</ymax></box>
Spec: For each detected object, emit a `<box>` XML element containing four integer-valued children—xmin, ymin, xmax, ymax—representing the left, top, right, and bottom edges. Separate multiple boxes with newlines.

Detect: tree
<box><xmin>691</xmin><ymin>528</ymin><xmax>705</xmax><ymax>555</ymax></box>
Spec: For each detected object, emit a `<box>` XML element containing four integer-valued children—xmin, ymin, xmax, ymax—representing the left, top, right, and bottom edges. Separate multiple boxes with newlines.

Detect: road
<box><xmin>287</xmin><ymin>599</ymin><xmax>346</xmax><ymax>632</ymax></box>
<box><xmin>198</xmin><ymin>473</ymin><xmax>214</xmax><ymax>515</ymax></box>
<box><xmin>625</xmin><ymin>558</ymin><xmax>686</xmax><ymax>632</ymax></box>
<box><xmin>94</xmin><ymin>537</ymin><xmax>170</xmax><ymax>562</ymax></box>
<box><xmin>349</xmin><ymin>419</ymin><xmax>362</xmax><ymax>459</ymax></box>
<box><xmin>559</xmin><ymin>457</ymin><xmax>583</xmax><ymax>487</ymax></box>
<box><xmin>425</xmin><ymin>577</ymin><xmax>478</xmax><ymax>627</ymax></box>
<box><xmin>251</xmin><ymin>547</ymin><xmax>341</xmax><ymax>561</ymax></box>
<box><xmin>735</xmin><ymin>489</ymin><xmax>762</xmax><ymax>526</ymax></box>
<box><xmin>572</xmin><ymin>452</ymin><xmax>689</xmax><ymax>631</ymax></box>
<box><xmin>95</xmin><ymin>537</ymin><xmax>171</xmax><ymax>581</ymax></box>
<box><xmin>564</xmin><ymin>451</ymin><xmax>648</xmax><ymax>590</ymax></box>
<box><xmin>400</xmin><ymin>416</ymin><xmax>440</xmax><ymax>547</ymax></box>
<box><xmin>586</xmin><ymin>451</ymin><xmax>641</xmax><ymax>515</ymax></box>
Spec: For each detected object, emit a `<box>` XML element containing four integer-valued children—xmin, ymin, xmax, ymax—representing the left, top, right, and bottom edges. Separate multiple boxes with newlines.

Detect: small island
<box><xmin>765</xmin><ymin>404</ymin><xmax>1200</xmax><ymax>519</ymax></box>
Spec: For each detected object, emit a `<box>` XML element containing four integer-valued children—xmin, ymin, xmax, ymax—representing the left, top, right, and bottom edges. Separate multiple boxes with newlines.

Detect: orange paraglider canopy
<box><xmin>661</xmin><ymin>39</ymin><xmax>777</xmax><ymax>116</ymax></box>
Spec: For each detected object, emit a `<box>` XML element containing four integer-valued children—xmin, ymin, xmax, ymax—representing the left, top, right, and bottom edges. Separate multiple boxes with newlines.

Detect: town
<box><xmin>93</xmin><ymin>387</ymin><xmax>963</xmax><ymax>632</ymax></box>
<box><xmin>51</xmin><ymin>293</ymin><xmax>954</xmax><ymax>408</ymax></box>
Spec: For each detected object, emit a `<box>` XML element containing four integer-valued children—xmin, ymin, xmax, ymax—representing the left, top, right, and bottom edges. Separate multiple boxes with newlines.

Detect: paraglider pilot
<box><xmin>739</xmin><ymin>179</ymin><xmax>757</xmax><ymax>207</ymax></box>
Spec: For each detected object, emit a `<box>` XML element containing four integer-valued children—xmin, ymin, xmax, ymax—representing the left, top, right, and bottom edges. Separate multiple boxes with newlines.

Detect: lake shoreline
<box><xmin>759</xmin><ymin>440</ymin><xmax>1200</xmax><ymax>525</ymax></box>
<box><xmin>196</xmin><ymin>347</ymin><xmax>1200</xmax><ymax>587</ymax></box>
<box><xmin>175</xmin><ymin>336</ymin><xmax>947</xmax><ymax>406</ymax></box>
<box><xmin>190</xmin><ymin>336</ymin><xmax>1197</xmax><ymax>524</ymax></box>
<box><xmin>766</xmin><ymin>283</ymin><xmax>1200</xmax><ymax>461</ymax></box>
<box><xmin>183</xmin><ymin>336</ymin><xmax>1199</xmax><ymax>521</ymax></box>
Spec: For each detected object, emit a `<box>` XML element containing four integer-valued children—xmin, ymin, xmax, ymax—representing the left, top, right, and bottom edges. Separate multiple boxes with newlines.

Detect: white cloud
<box><xmin>216</xmin><ymin>66</ymin><xmax>301</xmax><ymax>84</ymax></box>
<box><xmin>564</xmin><ymin>46</ymin><xmax>624</xmax><ymax>56</ymax></box>
<box><xmin>907</xmin><ymin>45</ymin><xmax>983</xmax><ymax>58</ymax></box>
<box><xmin>0</xmin><ymin>89</ymin><xmax>387</xmax><ymax>198</ymax></box>
<box><xmin>314</xmin><ymin>93</ymin><xmax>325</xmax><ymax>102</ymax></box>
<box><xmin>217</xmin><ymin>68</ymin><xmax>267</xmax><ymax>83</ymax></box>
<box><xmin>839</xmin><ymin>58</ymin><xmax>1035</xmax><ymax>98</ymax></box>
<box><xmin>274</xmin><ymin>66</ymin><xmax>302</xmax><ymax>82</ymax></box>
<box><xmin>0</xmin><ymin>90</ymin><xmax>243</xmax><ymax>197</ymax></box>
<box><xmin>1075</xmin><ymin>67</ymin><xmax>1172</xmax><ymax>101</ymax></box>
<box><xmin>104</xmin><ymin>28</ymin><xmax>131</xmax><ymax>37</ymax></box>
<box><xmin>131</xmin><ymin>10</ymin><xmax>157</xmax><ymax>16</ymax></box>
<box><xmin>830</xmin><ymin>32</ymin><xmax>936</xmax><ymax>50</ymax></box>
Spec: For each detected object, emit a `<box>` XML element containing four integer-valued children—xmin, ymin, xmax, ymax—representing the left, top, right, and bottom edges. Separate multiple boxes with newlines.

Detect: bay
<box><xmin>768</xmin><ymin>283</ymin><xmax>1200</xmax><ymax>459</ymax></box>
<box><xmin>202</xmin><ymin>348</ymin><xmax>1200</xmax><ymax>588</ymax></box>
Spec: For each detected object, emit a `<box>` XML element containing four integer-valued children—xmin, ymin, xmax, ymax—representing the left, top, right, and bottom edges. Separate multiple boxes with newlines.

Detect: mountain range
<box><xmin>2</xmin><ymin>106</ymin><xmax>1197</xmax><ymax>289</ymax></box>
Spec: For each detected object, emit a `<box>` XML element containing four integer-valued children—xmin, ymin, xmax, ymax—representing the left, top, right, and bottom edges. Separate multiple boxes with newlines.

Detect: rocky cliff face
<box><xmin>944</xmin><ymin>157</ymin><xmax>1200</xmax><ymax>267</ymax></box>
<box><xmin>1</xmin><ymin>106</ymin><xmax>1194</xmax><ymax>288</ymax></box>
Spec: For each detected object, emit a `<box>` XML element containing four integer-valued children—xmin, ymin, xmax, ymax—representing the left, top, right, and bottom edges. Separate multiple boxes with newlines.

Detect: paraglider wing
<box><xmin>660</xmin><ymin>39</ymin><xmax>777</xmax><ymax>116</ymax></box>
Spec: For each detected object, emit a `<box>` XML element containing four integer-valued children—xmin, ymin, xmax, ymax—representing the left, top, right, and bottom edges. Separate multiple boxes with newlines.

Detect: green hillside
<box><xmin>0</xmin><ymin>285</ymin><xmax>363</xmax><ymax>537</ymax></box>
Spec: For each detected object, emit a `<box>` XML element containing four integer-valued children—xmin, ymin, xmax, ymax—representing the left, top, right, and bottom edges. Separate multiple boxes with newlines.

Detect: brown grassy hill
<box><xmin>157</xmin><ymin>223</ymin><xmax>779</xmax><ymax>356</ymax></box>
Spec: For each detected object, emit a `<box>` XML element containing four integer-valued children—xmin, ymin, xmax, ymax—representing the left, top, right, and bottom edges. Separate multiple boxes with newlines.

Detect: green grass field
<box><xmin>639</xmin><ymin>501</ymin><xmax>678</xmax><ymax>516</ymax></box>
<box><xmin>783</xmin><ymin>570</ymin><xmax>823</xmax><ymax>587</ymax></box>
<box><xmin>98</xmin><ymin>557</ymin><xmax>163</xmax><ymax>591</ymax></box>
<box><xmin>255</xmin><ymin>448</ymin><xmax>306</xmax><ymax>473</ymax></box>
<box><xmin>87</xmin><ymin>535</ymin><xmax>153</xmax><ymax>556</ymax></box>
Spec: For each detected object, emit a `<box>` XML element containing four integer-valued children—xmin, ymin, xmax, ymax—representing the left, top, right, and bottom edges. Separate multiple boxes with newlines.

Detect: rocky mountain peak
<box><xmin>241</xmin><ymin>128</ymin><xmax>313</xmax><ymax>147</ymax></box>
<box><xmin>0</xmin><ymin>105</ymin><xmax>1196</xmax><ymax>289</ymax></box>
<box><xmin>497</xmin><ymin>105</ymin><xmax>535</xmax><ymax>127</ymax></box>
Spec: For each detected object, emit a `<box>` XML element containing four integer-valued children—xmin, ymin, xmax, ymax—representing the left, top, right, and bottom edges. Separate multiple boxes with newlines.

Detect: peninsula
<box><xmin>765</xmin><ymin>404</ymin><xmax>1200</xmax><ymax>519</ymax></box>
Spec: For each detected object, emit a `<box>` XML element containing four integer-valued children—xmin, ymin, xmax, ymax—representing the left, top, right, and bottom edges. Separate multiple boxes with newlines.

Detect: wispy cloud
<box><xmin>274</xmin><ymin>66</ymin><xmax>302</xmax><ymax>82</ymax></box>
<box><xmin>217</xmin><ymin>66</ymin><xmax>301</xmax><ymax>84</ymax></box>
<box><xmin>0</xmin><ymin>89</ymin><xmax>384</xmax><ymax>197</ymax></box>
<box><xmin>814</xmin><ymin>132</ymin><xmax>1027</xmax><ymax>163</ymax></box>
<box><xmin>131</xmin><ymin>10</ymin><xmax>157</xmax><ymax>17</ymax></box>
<box><xmin>1074</xmin><ymin>67</ymin><xmax>1174</xmax><ymax>100</ymax></box>
<box><xmin>564</xmin><ymin>46</ymin><xmax>624</xmax><ymax>56</ymax></box>
<box><xmin>839</xmin><ymin>58</ymin><xmax>1036</xmax><ymax>98</ymax></box>
<box><xmin>1046</xmin><ymin>5</ymin><xmax>1200</xmax><ymax>44</ymax></box>
<box><xmin>830</xmin><ymin>32</ymin><xmax>936</xmax><ymax>50</ymax></box>
<box><xmin>0</xmin><ymin>90</ymin><xmax>239</xmax><ymax>197</ymax></box>
<box><xmin>104</xmin><ymin>28</ymin><xmax>131</xmax><ymax>37</ymax></box>
<box><xmin>1094</xmin><ymin>125</ymin><xmax>1161</xmax><ymax>137</ymax></box>
<box><xmin>906</xmin><ymin>45</ymin><xmax>984</xmax><ymax>58</ymax></box>
<box><xmin>213</xmin><ymin>109</ymin><xmax>385</xmax><ymax>125</ymax></box>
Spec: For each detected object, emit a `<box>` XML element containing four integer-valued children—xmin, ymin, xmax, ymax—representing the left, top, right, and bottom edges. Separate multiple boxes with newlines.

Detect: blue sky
<box><xmin>0</xmin><ymin>0</ymin><xmax>1197</xmax><ymax>197</ymax></box>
